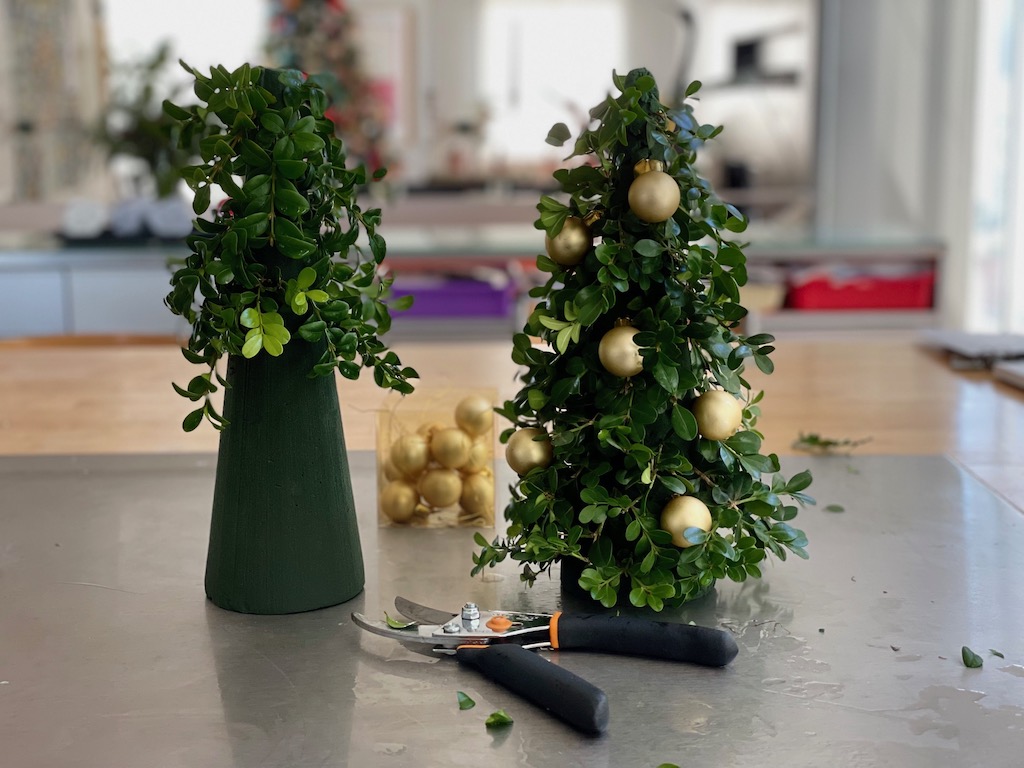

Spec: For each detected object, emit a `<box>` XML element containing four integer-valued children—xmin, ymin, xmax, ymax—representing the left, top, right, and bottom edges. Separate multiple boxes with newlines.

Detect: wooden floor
<box><xmin>1</xmin><ymin>331</ymin><xmax>1022</xmax><ymax>509</ymax></box>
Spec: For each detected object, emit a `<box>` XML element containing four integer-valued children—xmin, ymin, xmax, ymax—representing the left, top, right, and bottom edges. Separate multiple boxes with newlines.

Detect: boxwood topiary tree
<box><xmin>163</xmin><ymin>62</ymin><xmax>415</xmax><ymax>432</ymax></box>
<box><xmin>473</xmin><ymin>68</ymin><xmax>813</xmax><ymax>611</ymax></box>
<box><xmin>161</xmin><ymin>62</ymin><xmax>416</xmax><ymax>613</ymax></box>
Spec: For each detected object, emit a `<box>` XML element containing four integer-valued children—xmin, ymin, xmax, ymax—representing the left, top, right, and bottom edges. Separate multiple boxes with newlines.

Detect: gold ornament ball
<box><xmin>418</xmin><ymin>468</ymin><xmax>463</xmax><ymax>508</ymax></box>
<box><xmin>693</xmin><ymin>390</ymin><xmax>743</xmax><ymax>441</ymax></box>
<box><xmin>505</xmin><ymin>427</ymin><xmax>553</xmax><ymax>476</ymax></box>
<box><xmin>430</xmin><ymin>427</ymin><xmax>473</xmax><ymax>469</ymax></box>
<box><xmin>454</xmin><ymin>395</ymin><xmax>494</xmax><ymax>437</ymax></box>
<box><xmin>628</xmin><ymin>170</ymin><xmax>681</xmax><ymax>223</ymax></box>
<box><xmin>599</xmin><ymin>325</ymin><xmax>644</xmax><ymax>377</ymax></box>
<box><xmin>390</xmin><ymin>434</ymin><xmax>430</xmax><ymax>476</ymax></box>
<box><xmin>380</xmin><ymin>480</ymin><xmax>419</xmax><ymax>523</ymax></box>
<box><xmin>460</xmin><ymin>473</ymin><xmax>495</xmax><ymax>518</ymax></box>
<box><xmin>461</xmin><ymin>439</ymin><xmax>491</xmax><ymax>474</ymax></box>
<box><xmin>544</xmin><ymin>217</ymin><xmax>592</xmax><ymax>266</ymax></box>
<box><xmin>660</xmin><ymin>496</ymin><xmax>713</xmax><ymax>548</ymax></box>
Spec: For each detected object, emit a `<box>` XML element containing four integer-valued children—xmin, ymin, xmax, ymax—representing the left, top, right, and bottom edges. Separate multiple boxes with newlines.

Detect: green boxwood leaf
<box><xmin>275</xmin><ymin>187</ymin><xmax>310</xmax><ymax>217</ymax></box>
<box><xmin>260</xmin><ymin>112</ymin><xmax>286</xmax><ymax>134</ymax></box>
<box><xmin>292</xmin><ymin>131</ymin><xmax>326</xmax><ymax>153</ymax></box>
<box><xmin>456</xmin><ymin>691</ymin><xmax>476</xmax><ymax>710</ymax></box>
<box><xmin>239</xmin><ymin>308</ymin><xmax>260</xmax><ymax>329</ymax></box>
<box><xmin>276</xmin><ymin>235</ymin><xmax>317</xmax><ymax>259</ymax></box>
<box><xmin>545</xmin><ymin>122</ymin><xmax>572</xmax><ymax>147</ymax></box>
<box><xmin>241</xmin><ymin>333</ymin><xmax>263</xmax><ymax>358</ymax></box>
<box><xmin>296</xmin><ymin>267</ymin><xmax>317</xmax><ymax>290</ymax></box>
<box><xmin>671</xmin><ymin>406</ymin><xmax>697</xmax><ymax>440</ymax></box>
<box><xmin>962</xmin><ymin>646</ymin><xmax>983</xmax><ymax>668</ymax></box>
<box><xmin>182</xmin><ymin>407</ymin><xmax>205</xmax><ymax>432</ymax></box>
<box><xmin>485</xmin><ymin>709</ymin><xmax>514</xmax><ymax>727</ymax></box>
<box><xmin>263</xmin><ymin>335</ymin><xmax>284</xmax><ymax>356</ymax></box>
<box><xmin>172</xmin><ymin>382</ymin><xmax>203</xmax><ymax>401</ymax></box>
<box><xmin>263</xmin><ymin>324</ymin><xmax>291</xmax><ymax>343</ymax></box>
<box><xmin>653</xmin><ymin>361</ymin><xmax>679</xmax><ymax>394</ymax></box>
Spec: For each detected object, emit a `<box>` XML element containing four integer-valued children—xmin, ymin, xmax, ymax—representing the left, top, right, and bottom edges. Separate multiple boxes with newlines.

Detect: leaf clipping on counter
<box><xmin>456</xmin><ymin>691</ymin><xmax>476</xmax><ymax>710</ymax></box>
<box><xmin>990</xmin><ymin>649</ymin><xmax>1005</xmax><ymax>659</ymax></box>
<box><xmin>824</xmin><ymin>504</ymin><xmax>845</xmax><ymax>513</ymax></box>
<box><xmin>961</xmin><ymin>646</ymin><xmax>984</xmax><ymax>668</ymax></box>
<box><xmin>383</xmin><ymin>611</ymin><xmax>417</xmax><ymax>630</ymax></box>
<box><xmin>485</xmin><ymin>709</ymin><xmax>514</xmax><ymax>727</ymax></box>
<box><xmin>792</xmin><ymin>433</ymin><xmax>871</xmax><ymax>455</ymax></box>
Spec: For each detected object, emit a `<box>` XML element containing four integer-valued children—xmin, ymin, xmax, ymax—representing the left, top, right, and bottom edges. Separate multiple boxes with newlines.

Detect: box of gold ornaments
<box><xmin>376</xmin><ymin>390</ymin><xmax>496</xmax><ymax>527</ymax></box>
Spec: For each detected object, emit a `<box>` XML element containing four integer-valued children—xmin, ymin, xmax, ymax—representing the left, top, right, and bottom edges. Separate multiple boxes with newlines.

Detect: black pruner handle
<box><xmin>551</xmin><ymin>613</ymin><xmax>739</xmax><ymax>667</ymax></box>
<box><xmin>454</xmin><ymin>644</ymin><xmax>609</xmax><ymax>736</ymax></box>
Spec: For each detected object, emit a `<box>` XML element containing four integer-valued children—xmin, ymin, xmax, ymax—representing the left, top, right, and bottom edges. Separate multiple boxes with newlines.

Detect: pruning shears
<box><xmin>352</xmin><ymin>596</ymin><xmax>738</xmax><ymax>736</ymax></box>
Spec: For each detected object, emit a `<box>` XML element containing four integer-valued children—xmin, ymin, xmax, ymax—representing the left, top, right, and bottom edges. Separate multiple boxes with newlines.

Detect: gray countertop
<box><xmin>1</xmin><ymin>452</ymin><xmax>1022</xmax><ymax>767</ymax></box>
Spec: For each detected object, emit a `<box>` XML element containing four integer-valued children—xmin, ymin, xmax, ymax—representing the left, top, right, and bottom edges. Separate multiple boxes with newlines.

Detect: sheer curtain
<box><xmin>967</xmin><ymin>0</ymin><xmax>1024</xmax><ymax>332</ymax></box>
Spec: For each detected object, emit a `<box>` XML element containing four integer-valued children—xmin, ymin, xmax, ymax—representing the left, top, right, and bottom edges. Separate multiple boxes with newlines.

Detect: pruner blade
<box><xmin>351</xmin><ymin>612</ymin><xmax>463</xmax><ymax>647</ymax></box>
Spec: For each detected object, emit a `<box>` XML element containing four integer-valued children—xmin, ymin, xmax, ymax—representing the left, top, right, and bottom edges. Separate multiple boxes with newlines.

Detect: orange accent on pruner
<box><xmin>549</xmin><ymin>611</ymin><xmax>563</xmax><ymax>649</ymax></box>
<box><xmin>456</xmin><ymin>644</ymin><xmax>488</xmax><ymax>650</ymax></box>
<box><xmin>486</xmin><ymin>615</ymin><xmax>514</xmax><ymax>633</ymax></box>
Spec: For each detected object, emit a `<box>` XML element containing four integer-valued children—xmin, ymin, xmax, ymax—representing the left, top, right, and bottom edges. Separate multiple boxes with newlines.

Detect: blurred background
<box><xmin>0</xmin><ymin>0</ymin><xmax>1020</xmax><ymax>339</ymax></box>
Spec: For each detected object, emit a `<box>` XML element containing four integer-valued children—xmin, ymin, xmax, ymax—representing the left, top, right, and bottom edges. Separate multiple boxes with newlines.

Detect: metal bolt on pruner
<box><xmin>461</xmin><ymin>602</ymin><xmax>481</xmax><ymax>630</ymax></box>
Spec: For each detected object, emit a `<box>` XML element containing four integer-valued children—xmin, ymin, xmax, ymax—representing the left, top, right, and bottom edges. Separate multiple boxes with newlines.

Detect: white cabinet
<box><xmin>0</xmin><ymin>248</ymin><xmax>188</xmax><ymax>339</ymax></box>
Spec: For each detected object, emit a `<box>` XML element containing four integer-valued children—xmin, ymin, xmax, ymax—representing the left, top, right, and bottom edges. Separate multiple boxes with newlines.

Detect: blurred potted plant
<box><xmin>164</xmin><ymin>62</ymin><xmax>416</xmax><ymax>614</ymax></box>
<box><xmin>94</xmin><ymin>42</ymin><xmax>196</xmax><ymax>240</ymax></box>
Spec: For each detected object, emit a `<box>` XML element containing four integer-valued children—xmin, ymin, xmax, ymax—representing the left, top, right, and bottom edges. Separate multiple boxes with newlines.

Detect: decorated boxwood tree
<box><xmin>473</xmin><ymin>69</ymin><xmax>813</xmax><ymax>611</ymax></box>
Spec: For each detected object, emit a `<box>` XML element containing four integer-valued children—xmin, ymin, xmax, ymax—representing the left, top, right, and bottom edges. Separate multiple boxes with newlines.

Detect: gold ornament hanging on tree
<box><xmin>660</xmin><ymin>496</ymin><xmax>713</xmax><ymax>548</ymax></box>
<box><xmin>598</xmin><ymin>323</ymin><xmax>644</xmax><ymax>377</ymax></box>
<box><xmin>544</xmin><ymin>216</ymin><xmax>592</xmax><ymax>266</ymax></box>
<box><xmin>505</xmin><ymin>427</ymin><xmax>553</xmax><ymax>475</ymax></box>
<box><xmin>628</xmin><ymin>159</ymin><xmax>681</xmax><ymax>223</ymax></box>
<box><xmin>692</xmin><ymin>390</ymin><xmax>743</xmax><ymax>441</ymax></box>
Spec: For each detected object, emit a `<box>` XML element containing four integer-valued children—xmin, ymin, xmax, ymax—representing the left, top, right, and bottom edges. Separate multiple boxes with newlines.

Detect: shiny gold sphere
<box><xmin>628</xmin><ymin>170</ymin><xmax>681</xmax><ymax>223</ymax></box>
<box><xmin>505</xmin><ymin>427</ymin><xmax>553</xmax><ymax>476</ymax></box>
<box><xmin>693</xmin><ymin>390</ymin><xmax>743</xmax><ymax>441</ymax></box>
<box><xmin>418</xmin><ymin>468</ymin><xmax>463</xmax><ymax>508</ymax></box>
<box><xmin>660</xmin><ymin>496</ymin><xmax>713</xmax><ymax>548</ymax></box>
<box><xmin>598</xmin><ymin>325</ymin><xmax>644</xmax><ymax>377</ymax></box>
<box><xmin>389</xmin><ymin>434</ymin><xmax>430</xmax><ymax>477</ymax></box>
<box><xmin>461</xmin><ymin>439</ymin><xmax>491</xmax><ymax>474</ymax></box>
<box><xmin>544</xmin><ymin>216</ymin><xmax>592</xmax><ymax>266</ymax></box>
<box><xmin>430</xmin><ymin>427</ymin><xmax>473</xmax><ymax>469</ymax></box>
<box><xmin>454</xmin><ymin>395</ymin><xmax>494</xmax><ymax>437</ymax></box>
<box><xmin>380</xmin><ymin>480</ymin><xmax>419</xmax><ymax>523</ymax></box>
<box><xmin>460</xmin><ymin>472</ymin><xmax>495</xmax><ymax>518</ymax></box>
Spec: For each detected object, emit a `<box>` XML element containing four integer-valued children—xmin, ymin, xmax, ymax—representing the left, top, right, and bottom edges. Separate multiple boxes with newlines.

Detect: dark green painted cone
<box><xmin>205</xmin><ymin>341</ymin><xmax>364</xmax><ymax>614</ymax></box>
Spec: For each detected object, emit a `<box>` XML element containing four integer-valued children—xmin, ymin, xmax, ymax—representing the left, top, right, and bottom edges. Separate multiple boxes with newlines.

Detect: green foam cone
<box><xmin>205</xmin><ymin>340</ymin><xmax>364</xmax><ymax>614</ymax></box>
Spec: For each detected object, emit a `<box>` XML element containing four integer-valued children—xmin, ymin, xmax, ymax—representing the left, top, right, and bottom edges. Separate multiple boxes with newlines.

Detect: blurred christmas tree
<box><xmin>473</xmin><ymin>68</ymin><xmax>813</xmax><ymax>611</ymax></box>
<box><xmin>97</xmin><ymin>42</ymin><xmax>196</xmax><ymax>198</ymax></box>
<box><xmin>267</xmin><ymin>0</ymin><xmax>390</xmax><ymax>173</ymax></box>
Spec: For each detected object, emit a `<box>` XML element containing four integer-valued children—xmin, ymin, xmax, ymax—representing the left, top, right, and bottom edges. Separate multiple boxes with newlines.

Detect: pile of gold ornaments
<box><xmin>379</xmin><ymin>395</ymin><xmax>495</xmax><ymax>526</ymax></box>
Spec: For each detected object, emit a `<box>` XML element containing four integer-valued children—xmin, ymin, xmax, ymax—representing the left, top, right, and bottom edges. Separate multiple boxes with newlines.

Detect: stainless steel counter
<box><xmin>1</xmin><ymin>453</ymin><xmax>1022</xmax><ymax>767</ymax></box>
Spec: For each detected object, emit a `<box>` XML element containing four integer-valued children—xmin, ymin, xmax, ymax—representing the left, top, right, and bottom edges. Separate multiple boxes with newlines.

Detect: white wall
<box><xmin>102</xmin><ymin>0</ymin><xmax>270</xmax><ymax>78</ymax></box>
<box><xmin>816</xmin><ymin>0</ymin><xmax>978</xmax><ymax>327</ymax></box>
